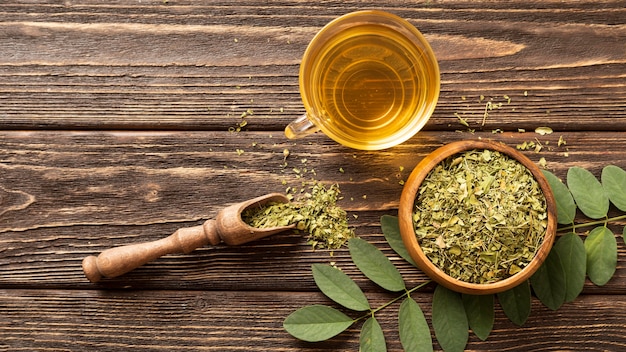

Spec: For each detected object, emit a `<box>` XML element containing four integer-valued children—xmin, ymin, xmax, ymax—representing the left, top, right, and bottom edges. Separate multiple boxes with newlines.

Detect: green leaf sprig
<box><xmin>285</xmin><ymin>218</ymin><xmax>488</xmax><ymax>351</ymax></box>
<box><xmin>541</xmin><ymin>166</ymin><xmax>622</xmax><ymax>293</ymax></box>
<box><xmin>284</xmin><ymin>236</ymin><xmax>434</xmax><ymax>351</ymax></box>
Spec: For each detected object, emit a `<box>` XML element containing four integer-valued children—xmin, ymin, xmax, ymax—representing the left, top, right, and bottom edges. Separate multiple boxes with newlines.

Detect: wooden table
<box><xmin>2</xmin><ymin>1</ymin><xmax>625</xmax><ymax>351</ymax></box>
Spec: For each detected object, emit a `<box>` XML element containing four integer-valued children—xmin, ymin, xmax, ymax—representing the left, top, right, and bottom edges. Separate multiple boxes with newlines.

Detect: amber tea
<box><xmin>307</xmin><ymin>25</ymin><xmax>438</xmax><ymax>143</ymax></box>
<box><xmin>285</xmin><ymin>11</ymin><xmax>440</xmax><ymax>150</ymax></box>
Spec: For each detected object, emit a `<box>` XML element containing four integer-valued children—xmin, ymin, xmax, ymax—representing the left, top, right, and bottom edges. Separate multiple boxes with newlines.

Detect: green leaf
<box><xmin>312</xmin><ymin>264</ymin><xmax>370</xmax><ymax>311</ymax></box>
<box><xmin>601</xmin><ymin>165</ymin><xmax>626</xmax><ymax>211</ymax></box>
<box><xmin>530</xmin><ymin>249</ymin><xmax>566</xmax><ymax>310</ymax></box>
<box><xmin>381</xmin><ymin>215</ymin><xmax>418</xmax><ymax>267</ymax></box>
<box><xmin>399</xmin><ymin>297</ymin><xmax>433</xmax><ymax>352</ymax></box>
<box><xmin>349</xmin><ymin>238</ymin><xmax>406</xmax><ymax>292</ymax></box>
<box><xmin>623</xmin><ymin>226</ymin><xmax>626</xmax><ymax>245</ymax></box>
<box><xmin>432</xmin><ymin>285</ymin><xmax>468</xmax><ymax>352</ymax></box>
<box><xmin>283</xmin><ymin>305</ymin><xmax>353</xmax><ymax>342</ymax></box>
<box><xmin>360</xmin><ymin>317</ymin><xmax>387</xmax><ymax>352</ymax></box>
<box><xmin>497</xmin><ymin>281</ymin><xmax>531</xmax><ymax>326</ymax></box>
<box><xmin>585</xmin><ymin>226</ymin><xmax>617</xmax><ymax>286</ymax></box>
<box><xmin>542</xmin><ymin>170</ymin><xmax>577</xmax><ymax>224</ymax></box>
<box><xmin>553</xmin><ymin>233</ymin><xmax>586</xmax><ymax>302</ymax></box>
<box><xmin>462</xmin><ymin>294</ymin><xmax>494</xmax><ymax>341</ymax></box>
<box><xmin>567</xmin><ymin>167</ymin><xmax>609</xmax><ymax>219</ymax></box>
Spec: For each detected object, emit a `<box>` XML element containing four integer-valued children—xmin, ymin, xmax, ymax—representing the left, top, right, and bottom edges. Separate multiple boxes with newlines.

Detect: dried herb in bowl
<box><xmin>413</xmin><ymin>149</ymin><xmax>548</xmax><ymax>284</ymax></box>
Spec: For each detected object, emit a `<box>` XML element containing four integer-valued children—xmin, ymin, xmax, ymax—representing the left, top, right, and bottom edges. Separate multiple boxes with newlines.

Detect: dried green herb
<box><xmin>413</xmin><ymin>150</ymin><xmax>548</xmax><ymax>284</ymax></box>
<box><xmin>535</xmin><ymin>126</ymin><xmax>553</xmax><ymax>136</ymax></box>
<box><xmin>241</xmin><ymin>182</ymin><xmax>355</xmax><ymax>249</ymax></box>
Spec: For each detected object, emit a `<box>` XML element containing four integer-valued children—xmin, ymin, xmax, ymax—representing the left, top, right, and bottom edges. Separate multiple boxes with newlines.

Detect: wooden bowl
<box><xmin>398</xmin><ymin>140</ymin><xmax>557</xmax><ymax>295</ymax></box>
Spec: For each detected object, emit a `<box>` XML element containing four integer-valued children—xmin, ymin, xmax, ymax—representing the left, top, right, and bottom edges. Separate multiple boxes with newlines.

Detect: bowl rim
<box><xmin>398</xmin><ymin>139</ymin><xmax>557</xmax><ymax>295</ymax></box>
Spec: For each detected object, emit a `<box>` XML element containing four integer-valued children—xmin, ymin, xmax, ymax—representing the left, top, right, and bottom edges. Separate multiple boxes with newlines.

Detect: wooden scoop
<box><xmin>82</xmin><ymin>193</ymin><xmax>293</xmax><ymax>283</ymax></box>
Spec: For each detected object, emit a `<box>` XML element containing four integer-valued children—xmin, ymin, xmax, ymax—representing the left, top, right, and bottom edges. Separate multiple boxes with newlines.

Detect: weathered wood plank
<box><xmin>1</xmin><ymin>289</ymin><xmax>625</xmax><ymax>351</ymax></box>
<box><xmin>2</xmin><ymin>129</ymin><xmax>625</xmax><ymax>230</ymax></box>
<box><xmin>0</xmin><ymin>1</ymin><xmax>624</xmax><ymax>130</ymax></box>
<box><xmin>0</xmin><ymin>131</ymin><xmax>624</xmax><ymax>293</ymax></box>
<box><xmin>2</xmin><ymin>2</ymin><xmax>626</xmax><ymax>350</ymax></box>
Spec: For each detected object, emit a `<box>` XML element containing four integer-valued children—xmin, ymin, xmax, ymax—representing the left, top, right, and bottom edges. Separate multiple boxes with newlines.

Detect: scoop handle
<box><xmin>82</xmin><ymin>220</ymin><xmax>220</xmax><ymax>283</ymax></box>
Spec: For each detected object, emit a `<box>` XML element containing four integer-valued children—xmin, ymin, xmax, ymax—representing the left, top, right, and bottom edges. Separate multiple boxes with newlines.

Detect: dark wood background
<box><xmin>1</xmin><ymin>1</ymin><xmax>625</xmax><ymax>350</ymax></box>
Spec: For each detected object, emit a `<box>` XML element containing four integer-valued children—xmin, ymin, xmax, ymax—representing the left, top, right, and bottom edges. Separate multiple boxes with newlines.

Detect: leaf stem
<box><xmin>355</xmin><ymin>280</ymin><xmax>433</xmax><ymax>322</ymax></box>
<box><xmin>558</xmin><ymin>214</ymin><xmax>626</xmax><ymax>232</ymax></box>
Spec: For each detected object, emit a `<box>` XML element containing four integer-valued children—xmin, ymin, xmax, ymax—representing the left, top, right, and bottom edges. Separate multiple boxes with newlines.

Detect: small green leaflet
<box><xmin>567</xmin><ymin>167</ymin><xmax>609</xmax><ymax>219</ymax></box>
<box><xmin>530</xmin><ymin>249</ymin><xmax>566</xmax><ymax>310</ymax></box>
<box><xmin>360</xmin><ymin>317</ymin><xmax>387</xmax><ymax>352</ymax></box>
<box><xmin>381</xmin><ymin>215</ymin><xmax>418</xmax><ymax>267</ymax></box>
<box><xmin>462</xmin><ymin>294</ymin><xmax>494</xmax><ymax>341</ymax></box>
<box><xmin>349</xmin><ymin>238</ymin><xmax>406</xmax><ymax>292</ymax></box>
<box><xmin>542</xmin><ymin>170</ymin><xmax>576</xmax><ymax>224</ymax></box>
<box><xmin>399</xmin><ymin>297</ymin><xmax>433</xmax><ymax>352</ymax></box>
<box><xmin>283</xmin><ymin>305</ymin><xmax>353</xmax><ymax>342</ymax></box>
<box><xmin>584</xmin><ymin>226</ymin><xmax>617</xmax><ymax>286</ymax></box>
<box><xmin>312</xmin><ymin>264</ymin><xmax>370</xmax><ymax>311</ymax></box>
<box><xmin>497</xmin><ymin>281</ymin><xmax>531</xmax><ymax>326</ymax></box>
<box><xmin>432</xmin><ymin>285</ymin><xmax>468</xmax><ymax>352</ymax></box>
<box><xmin>553</xmin><ymin>233</ymin><xmax>586</xmax><ymax>302</ymax></box>
<box><xmin>601</xmin><ymin>165</ymin><xmax>626</xmax><ymax>212</ymax></box>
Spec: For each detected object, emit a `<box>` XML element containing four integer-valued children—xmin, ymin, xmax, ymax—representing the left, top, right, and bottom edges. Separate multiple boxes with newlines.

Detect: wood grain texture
<box><xmin>1</xmin><ymin>1</ymin><xmax>625</xmax><ymax>130</ymax></box>
<box><xmin>0</xmin><ymin>131</ymin><xmax>624</xmax><ymax>293</ymax></box>
<box><xmin>1</xmin><ymin>289</ymin><xmax>625</xmax><ymax>351</ymax></box>
<box><xmin>2</xmin><ymin>1</ymin><xmax>626</xmax><ymax>351</ymax></box>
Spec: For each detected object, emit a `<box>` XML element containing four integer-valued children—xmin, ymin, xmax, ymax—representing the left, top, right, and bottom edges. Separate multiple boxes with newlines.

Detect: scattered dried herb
<box><xmin>241</xmin><ymin>182</ymin><xmax>355</xmax><ymax>249</ymax></box>
<box><xmin>228</xmin><ymin>109</ymin><xmax>253</xmax><ymax>132</ymax></box>
<box><xmin>455</xmin><ymin>112</ymin><xmax>469</xmax><ymax>127</ymax></box>
<box><xmin>538</xmin><ymin>157</ymin><xmax>547</xmax><ymax>168</ymax></box>
<box><xmin>535</xmin><ymin>126</ymin><xmax>553</xmax><ymax>136</ymax></box>
<box><xmin>413</xmin><ymin>150</ymin><xmax>548</xmax><ymax>284</ymax></box>
<box><xmin>454</xmin><ymin>94</ymin><xmax>511</xmax><ymax>130</ymax></box>
<box><xmin>516</xmin><ymin>139</ymin><xmax>543</xmax><ymax>153</ymax></box>
<box><xmin>482</xmin><ymin>101</ymin><xmax>495</xmax><ymax>126</ymax></box>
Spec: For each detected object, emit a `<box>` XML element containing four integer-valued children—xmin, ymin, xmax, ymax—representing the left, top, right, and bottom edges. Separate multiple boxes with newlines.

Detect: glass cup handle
<box><xmin>284</xmin><ymin>113</ymin><xmax>320</xmax><ymax>139</ymax></box>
